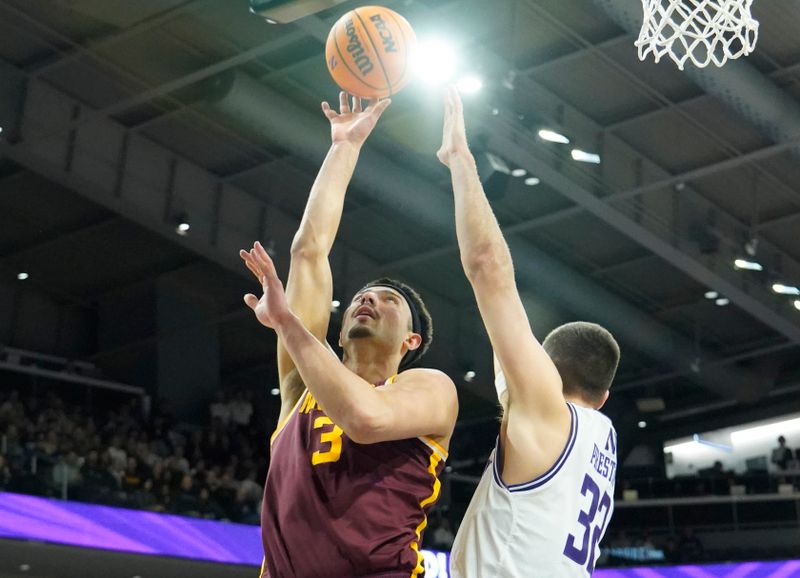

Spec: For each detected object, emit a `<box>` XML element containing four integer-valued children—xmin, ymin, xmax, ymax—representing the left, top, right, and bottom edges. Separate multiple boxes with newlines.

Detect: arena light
<box><xmin>176</xmin><ymin>222</ymin><xmax>190</xmax><ymax>236</ymax></box>
<box><xmin>704</xmin><ymin>290</ymin><xmax>719</xmax><ymax>300</ymax></box>
<box><xmin>730</xmin><ymin>416</ymin><xmax>800</xmax><ymax>444</ymax></box>
<box><xmin>270</xmin><ymin>388</ymin><xmax>280</xmax><ymax>396</ymax></box>
<box><xmin>638</xmin><ymin>421</ymin><xmax>647</xmax><ymax>429</ymax></box>
<box><xmin>571</xmin><ymin>149</ymin><xmax>602</xmax><ymax>164</ymax></box>
<box><xmin>538</xmin><ymin>129</ymin><xmax>570</xmax><ymax>144</ymax></box>
<box><xmin>415</xmin><ymin>39</ymin><xmax>457</xmax><ymax>84</ymax></box>
<box><xmin>331</xmin><ymin>299</ymin><xmax>341</xmax><ymax>308</ymax></box>
<box><xmin>715</xmin><ymin>297</ymin><xmax>730</xmax><ymax>306</ymax></box>
<box><xmin>511</xmin><ymin>168</ymin><xmax>527</xmax><ymax>177</ymax></box>
<box><xmin>772</xmin><ymin>283</ymin><xmax>800</xmax><ymax>295</ymax></box>
<box><xmin>734</xmin><ymin>258</ymin><xmax>763</xmax><ymax>271</ymax></box>
<box><xmin>795</xmin><ymin>300</ymin><xmax>800</xmax><ymax>311</ymax></box>
<box><xmin>16</xmin><ymin>272</ymin><xmax>28</xmax><ymax>281</ymax></box>
<box><xmin>456</xmin><ymin>74</ymin><xmax>483</xmax><ymax>94</ymax></box>
<box><xmin>464</xmin><ymin>370</ymin><xmax>476</xmax><ymax>382</ymax></box>
<box><xmin>524</xmin><ymin>177</ymin><xmax>540</xmax><ymax>186</ymax></box>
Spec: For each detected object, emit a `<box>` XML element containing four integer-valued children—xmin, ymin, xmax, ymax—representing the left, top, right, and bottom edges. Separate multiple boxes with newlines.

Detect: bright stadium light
<box><xmin>464</xmin><ymin>370</ymin><xmax>476</xmax><ymax>382</ymax></box>
<box><xmin>715</xmin><ymin>297</ymin><xmax>730</xmax><ymax>306</ymax></box>
<box><xmin>772</xmin><ymin>283</ymin><xmax>800</xmax><ymax>295</ymax></box>
<box><xmin>270</xmin><ymin>388</ymin><xmax>280</xmax><ymax>396</ymax></box>
<box><xmin>456</xmin><ymin>74</ymin><xmax>483</xmax><ymax>93</ymax></box>
<box><xmin>415</xmin><ymin>39</ymin><xmax>457</xmax><ymax>84</ymax></box>
<box><xmin>538</xmin><ymin>129</ymin><xmax>570</xmax><ymax>144</ymax></box>
<box><xmin>734</xmin><ymin>258</ymin><xmax>763</xmax><ymax>271</ymax></box>
<box><xmin>704</xmin><ymin>290</ymin><xmax>719</xmax><ymax>300</ymax></box>
<box><xmin>511</xmin><ymin>168</ymin><xmax>527</xmax><ymax>177</ymax></box>
<box><xmin>795</xmin><ymin>300</ymin><xmax>800</xmax><ymax>312</ymax></box>
<box><xmin>571</xmin><ymin>149</ymin><xmax>601</xmax><ymax>164</ymax></box>
<box><xmin>17</xmin><ymin>272</ymin><xmax>28</xmax><ymax>281</ymax></box>
<box><xmin>524</xmin><ymin>177</ymin><xmax>540</xmax><ymax>186</ymax></box>
<box><xmin>638</xmin><ymin>421</ymin><xmax>647</xmax><ymax>429</ymax></box>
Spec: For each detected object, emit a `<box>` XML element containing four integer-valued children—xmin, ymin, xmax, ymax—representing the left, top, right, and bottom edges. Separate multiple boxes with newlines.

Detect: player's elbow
<box><xmin>290</xmin><ymin>231</ymin><xmax>325</xmax><ymax>261</ymax></box>
<box><xmin>462</xmin><ymin>245</ymin><xmax>513</xmax><ymax>282</ymax></box>
<box><xmin>343</xmin><ymin>406</ymin><xmax>392</xmax><ymax>445</ymax></box>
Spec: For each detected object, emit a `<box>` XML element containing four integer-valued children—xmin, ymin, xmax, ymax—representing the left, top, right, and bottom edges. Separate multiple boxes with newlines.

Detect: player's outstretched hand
<box><xmin>239</xmin><ymin>241</ymin><xmax>292</xmax><ymax>330</ymax></box>
<box><xmin>437</xmin><ymin>84</ymin><xmax>469</xmax><ymax>168</ymax></box>
<box><xmin>321</xmin><ymin>91</ymin><xmax>391</xmax><ymax>148</ymax></box>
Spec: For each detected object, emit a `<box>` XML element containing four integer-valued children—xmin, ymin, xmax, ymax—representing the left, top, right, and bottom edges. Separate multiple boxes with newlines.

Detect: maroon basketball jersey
<box><xmin>260</xmin><ymin>377</ymin><xmax>447</xmax><ymax>578</ymax></box>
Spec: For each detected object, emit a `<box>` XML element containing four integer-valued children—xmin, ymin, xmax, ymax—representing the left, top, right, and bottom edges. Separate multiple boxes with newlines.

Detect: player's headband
<box><xmin>358</xmin><ymin>281</ymin><xmax>423</xmax><ymax>369</ymax></box>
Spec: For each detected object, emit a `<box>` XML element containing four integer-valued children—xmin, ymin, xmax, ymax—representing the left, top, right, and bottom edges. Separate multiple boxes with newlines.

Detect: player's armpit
<box><xmin>346</xmin><ymin>368</ymin><xmax>458</xmax><ymax>446</ymax></box>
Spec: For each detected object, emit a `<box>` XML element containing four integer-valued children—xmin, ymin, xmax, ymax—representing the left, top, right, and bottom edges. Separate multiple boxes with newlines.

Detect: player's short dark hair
<box><xmin>360</xmin><ymin>277</ymin><xmax>433</xmax><ymax>368</ymax></box>
<box><xmin>542</xmin><ymin>322</ymin><xmax>620</xmax><ymax>404</ymax></box>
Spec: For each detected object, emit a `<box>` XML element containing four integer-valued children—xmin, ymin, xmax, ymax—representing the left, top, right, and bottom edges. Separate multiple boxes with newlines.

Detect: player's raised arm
<box><xmin>243</xmin><ymin>243</ymin><xmax>457</xmax><ymax>445</ymax></box>
<box><xmin>241</xmin><ymin>93</ymin><xmax>391</xmax><ymax>424</ymax></box>
<box><xmin>437</xmin><ymin>86</ymin><xmax>570</xmax><ymax>472</ymax></box>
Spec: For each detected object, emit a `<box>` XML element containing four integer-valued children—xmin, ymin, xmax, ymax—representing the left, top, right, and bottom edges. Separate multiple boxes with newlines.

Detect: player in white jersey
<box><xmin>437</xmin><ymin>85</ymin><xmax>621</xmax><ymax>578</ymax></box>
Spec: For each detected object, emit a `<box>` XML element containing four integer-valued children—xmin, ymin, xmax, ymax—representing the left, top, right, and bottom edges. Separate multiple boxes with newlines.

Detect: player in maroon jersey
<box><xmin>239</xmin><ymin>93</ymin><xmax>458</xmax><ymax>578</ymax></box>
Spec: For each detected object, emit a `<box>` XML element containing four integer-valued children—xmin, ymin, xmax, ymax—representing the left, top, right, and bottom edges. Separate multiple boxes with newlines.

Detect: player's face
<box><xmin>341</xmin><ymin>287</ymin><xmax>413</xmax><ymax>347</ymax></box>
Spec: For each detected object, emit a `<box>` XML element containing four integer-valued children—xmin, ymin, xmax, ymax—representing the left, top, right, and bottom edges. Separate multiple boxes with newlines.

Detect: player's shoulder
<box><xmin>396</xmin><ymin>367</ymin><xmax>455</xmax><ymax>388</ymax></box>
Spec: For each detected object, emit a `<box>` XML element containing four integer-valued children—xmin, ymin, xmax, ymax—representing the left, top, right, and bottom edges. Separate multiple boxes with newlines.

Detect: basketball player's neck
<box><xmin>563</xmin><ymin>394</ymin><xmax>598</xmax><ymax>410</ymax></box>
<box><xmin>343</xmin><ymin>343</ymin><xmax>402</xmax><ymax>385</ymax></box>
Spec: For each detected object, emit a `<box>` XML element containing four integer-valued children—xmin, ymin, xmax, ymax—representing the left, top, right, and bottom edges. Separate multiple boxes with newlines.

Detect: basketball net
<box><xmin>636</xmin><ymin>0</ymin><xmax>759</xmax><ymax>70</ymax></box>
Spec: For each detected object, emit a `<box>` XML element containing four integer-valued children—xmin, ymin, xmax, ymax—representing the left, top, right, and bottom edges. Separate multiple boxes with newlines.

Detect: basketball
<box><xmin>325</xmin><ymin>6</ymin><xmax>417</xmax><ymax>99</ymax></box>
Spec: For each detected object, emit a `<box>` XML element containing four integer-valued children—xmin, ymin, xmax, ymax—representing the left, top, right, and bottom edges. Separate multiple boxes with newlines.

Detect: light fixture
<box><xmin>524</xmin><ymin>177</ymin><xmax>540</xmax><ymax>186</ymax></box>
<box><xmin>730</xmin><ymin>416</ymin><xmax>800</xmax><ymax>444</ymax></box>
<box><xmin>17</xmin><ymin>272</ymin><xmax>29</xmax><ymax>281</ymax></box>
<box><xmin>456</xmin><ymin>74</ymin><xmax>483</xmax><ymax>94</ymax></box>
<box><xmin>638</xmin><ymin>421</ymin><xmax>647</xmax><ymax>429</ymax></box>
<box><xmin>571</xmin><ymin>149</ymin><xmax>601</xmax><ymax>164</ymax></box>
<box><xmin>715</xmin><ymin>297</ymin><xmax>730</xmax><ymax>306</ymax></box>
<box><xmin>511</xmin><ymin>168</ymin><xmax>527</xmax><ymax>177</ymax></box>
<box><xmin>19</xmin><ymin>565</ymin><xmax>30</xmax><ymax>572</ymax></box>
<box><xmin>795</xmin><ymin>300</ymin><xmax>800</xmax><ymax>311</ymax></box>
<box><xmin>538</xmin><ymin>129</ymin><xmax>570</xmax><ymax>144</ymax></box>
<box><xmin>733</xmin><ymin>258</ymin><xmax>763</xmax><ymax>271</ymax></box>
<box><xmin>464</xmin><ymin>370</ymin><xmax>476</xmax><ymax>382</ymax></box>
<box><xmin>176</xmin><ymin>222</ymin><xmax>190</xmax><ymax>236</ymax></box>
<box><xmin>704</xmin><ymin>290</ymin><xmax>719</xmax><ymax>300</ymax></box>
<box><xmin>331</xmin><ymin>300</ymin><xmax>341</xmax><ymax>308</ymax></box>
<box><xmin>415</xmin><ymin>39</ymin><xmax>457</xmax><ymax>84</ymax></box>
<box><xmin>0</xmin><ymin>126</ymin><xmax>4</xmax><ymax>134</ymax></box>
<box><xmin>772</xmin><ymin>283</ymin><xmax>800</xmax><ymax>296</ymax></box>
<box><xmin>270</xmin><ymin>388</ymin><xmax>280</xmax><ymax>396</ymax></box>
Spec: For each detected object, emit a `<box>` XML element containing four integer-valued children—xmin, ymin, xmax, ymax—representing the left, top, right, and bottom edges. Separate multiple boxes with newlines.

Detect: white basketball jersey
<box><xmin>450</xmin><ymin>403</ymin><xmax>617</xmax><ymax>578</ymax></box>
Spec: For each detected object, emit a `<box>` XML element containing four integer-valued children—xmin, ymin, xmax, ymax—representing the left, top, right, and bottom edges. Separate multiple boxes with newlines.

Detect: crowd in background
<box><xmin>2</xmin><ymin>384</ymin><xmax>799</xmax><ymax>564</ymax></box>
<box><xmin>0</xmin><ymin>387</ymin><xmax>267</xmax><ymax>524</ymax></box>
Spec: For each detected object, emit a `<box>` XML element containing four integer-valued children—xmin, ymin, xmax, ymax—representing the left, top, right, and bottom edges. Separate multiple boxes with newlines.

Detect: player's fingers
<box><xmin>339</xmin><ymin>91</ymin><xmax>350</xmax><ymax>113</ymax></box>
<box><xmin>244</xmin><ymin>293</ymin><xmax>259</xmax><ymax>310</ymax></box>
<box><xmin>371</xmin><ymin>98</ymin><xmax>391</xmax><ymax>120</ymax></box>
<box><xmin>321</xmin><ymin>101</ymin><xmax>337</xmax><ymax>120</ymax></box>
<box><xmin>253</xmin><ymin>242</ymin><xmax>280</xmax><ymax>283</ymax></box>
<box><xmin>352</xmin><ymin>95</ymin><xmax>362</xmax><ymax>113</ymax></box>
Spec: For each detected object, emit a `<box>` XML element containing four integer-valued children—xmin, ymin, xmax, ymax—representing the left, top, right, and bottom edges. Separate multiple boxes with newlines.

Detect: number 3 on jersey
<box><xmin>312</xmin><ymin>416</ymin><xmax>344</xmax><ymax>465</ymax></box>
<box><xmin>563</xmin><ymin>473</ymin><xmax>612</xmax><ymax>574</ymax></box>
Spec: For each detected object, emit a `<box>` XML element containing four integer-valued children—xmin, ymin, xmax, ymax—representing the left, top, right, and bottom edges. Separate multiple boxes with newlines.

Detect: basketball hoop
<box><xmin>636</xmin><ymin>0</ymin><xmax>759</xmax><ymax>70</ymax></box>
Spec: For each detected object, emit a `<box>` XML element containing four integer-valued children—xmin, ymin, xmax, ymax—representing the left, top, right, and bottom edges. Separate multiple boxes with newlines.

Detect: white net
<box><xmin>636</xmin><ymin>0</ymin><xmax>759</xmax><ymax>70</ymax></box>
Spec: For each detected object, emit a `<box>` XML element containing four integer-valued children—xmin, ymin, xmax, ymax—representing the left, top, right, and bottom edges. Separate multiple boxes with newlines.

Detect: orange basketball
<box><xmin>325</xmin><ymin>6</ymin><xmax>417</xmax><ymax>99</ymax></box>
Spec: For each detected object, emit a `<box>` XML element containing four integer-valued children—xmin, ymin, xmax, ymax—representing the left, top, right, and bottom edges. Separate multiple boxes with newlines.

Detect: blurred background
<box><xmin>1</xmin><ymin>0</ymin><xmax>800</xmax><ymax>575</ymax></box>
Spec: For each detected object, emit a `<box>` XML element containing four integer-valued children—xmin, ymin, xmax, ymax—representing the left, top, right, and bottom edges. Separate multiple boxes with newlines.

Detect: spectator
<box><xmin>432</xmin><ymin>518</ymin><xmax>455</xmax><ymax>550</ymax></box>
<box><xmin>209</xmin><ymin>391</ymin><xmax>231</xmax><ymax>425</ymax></box>
<box><xmin>771</xmin><ymin>436</ymin><xmax>793</xmax><ymax>470</ymax></box>
<box><xmin>677</xmin><ymin>528</ymin><xmax>704</xmax><ymax>562</ymax></box>
<box><xmin>174</xmin><ymin>474</ymin><xmax>198</xmax><ymax>515</ymax></box>
<box><xmin>229</xmin><ymin>391</ymin><xmax>253</xmax><ymax>427</ymax></box>
<box><xmin>0</xmin><ymin>454</ymin><xmax>11</xmax><ymax>489</ymax></box>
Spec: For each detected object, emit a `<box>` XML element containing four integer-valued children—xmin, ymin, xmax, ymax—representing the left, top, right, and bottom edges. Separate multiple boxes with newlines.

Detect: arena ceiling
<box><xmin>1</xmin><ymin>0</ymin><xmax>799</xmax><ymax>450</ymax></box>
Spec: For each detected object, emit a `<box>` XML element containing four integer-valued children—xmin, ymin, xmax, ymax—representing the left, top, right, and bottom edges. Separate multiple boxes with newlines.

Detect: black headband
<box><xmin>359</xmin><ymin>281</ymin><xmax>424</xmax><ymax>369</ymax></box>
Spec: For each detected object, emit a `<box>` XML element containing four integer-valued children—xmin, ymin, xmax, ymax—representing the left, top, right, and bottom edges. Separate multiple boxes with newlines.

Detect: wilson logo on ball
<box><xmin>345</xmin><ymin>18</ymin><xmax>374</xmax><ymax>76</ymax></box>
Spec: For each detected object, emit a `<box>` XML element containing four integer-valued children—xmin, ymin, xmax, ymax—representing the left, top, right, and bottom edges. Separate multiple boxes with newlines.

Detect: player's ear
<box><xmin>595</xmin><ymin>390</ymin><xmax>610</xmax><ymax>410</ymax></box>
<box><xmin>404</xmin><ymin>332</ymin><xmax>422</xmax><ymax>353</ymax></box>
